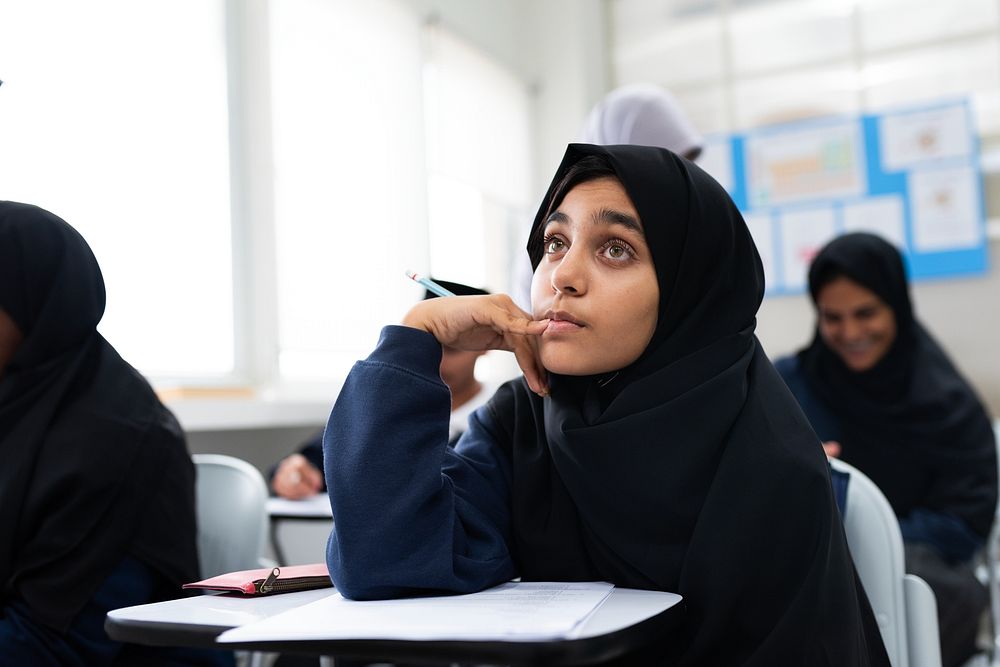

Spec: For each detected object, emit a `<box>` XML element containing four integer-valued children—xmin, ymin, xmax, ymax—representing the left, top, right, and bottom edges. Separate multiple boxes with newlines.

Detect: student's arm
<box><xmin>324</xmin><ymin>326</ymin><xmax>517</xmax><ymax>600</ymax></box>
<box><xmin>899</xmin><ymin>510</ymin><xmax>984</xmax><ymax>563</ymax></box>
<box><xmin>901</xmin><ymin>421</ymin><xmax>997</xmax><ymax>563</ymax></box>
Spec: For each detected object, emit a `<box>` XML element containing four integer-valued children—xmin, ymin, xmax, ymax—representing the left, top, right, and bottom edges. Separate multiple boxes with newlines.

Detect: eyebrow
<box><xmin>545</xmin><ymin>207</ymin><xmax>643</xmax><ymax>235</ymax></box>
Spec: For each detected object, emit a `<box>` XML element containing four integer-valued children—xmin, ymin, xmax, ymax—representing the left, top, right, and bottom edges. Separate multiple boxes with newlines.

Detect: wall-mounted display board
<box><xmin>698</xmin><ymin>99</ymin><xmax>989</xmax><ymax>295</ymax></box>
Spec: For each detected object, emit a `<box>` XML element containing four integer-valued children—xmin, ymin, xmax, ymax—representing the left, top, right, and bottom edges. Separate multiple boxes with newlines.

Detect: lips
<box><xmin>544</xmin><ymin>310</ymin><xmax>585</xmax><ymax>334</ymax></box>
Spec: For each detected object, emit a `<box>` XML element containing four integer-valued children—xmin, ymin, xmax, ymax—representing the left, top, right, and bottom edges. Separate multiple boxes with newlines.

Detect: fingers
<box><xmin>511</xmin><ymin>332</ymin><xmax>548</xmax><ymax>396</ymax></box>
<box><xmin>302</xmin><ymin>462</ymin><xmax>324</xmax><ymax>493</ymax></box>
<box><xmin>400</xmin><ymin>294</ymin><xmax>550</xmax><ymax>396</ymax></box>
<box><xmin>273</xmin><ymin>456</ymin><xmax>323</xmax><ymax>499</ymax></box>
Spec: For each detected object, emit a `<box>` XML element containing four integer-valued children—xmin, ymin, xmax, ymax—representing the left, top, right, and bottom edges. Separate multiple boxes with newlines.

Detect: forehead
<box><xmin>559</xmin><ymin>177</ymin><xmax>636</xmax><ymax>212</ymax></box>
<box><xmin>817</xmin><ymin>276</ymin><xmax>885</xmax><ymax>310</ymax></box>
<box><xmin>547</xmin><ymin>177</ymin><xmax>644</xmax><ymax>237</ymax></box>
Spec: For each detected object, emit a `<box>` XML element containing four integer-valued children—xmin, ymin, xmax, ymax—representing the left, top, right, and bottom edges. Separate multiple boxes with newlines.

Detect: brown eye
<box><xmin>545</xmin><ymin>238</ymin><xmax>565</xmax><ymax>254</ymax></box>
<box><xmin>599</xmin><ymin>239</ymin><xmax>635</xmax><ymax>262</ymax></box>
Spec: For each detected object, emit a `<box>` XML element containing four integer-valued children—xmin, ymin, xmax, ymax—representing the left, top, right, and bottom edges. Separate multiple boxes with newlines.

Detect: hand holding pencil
<box><xmin>403</xmin><ymin>273</ymin><xmax>549</xmax><ymax>396</ymax></box>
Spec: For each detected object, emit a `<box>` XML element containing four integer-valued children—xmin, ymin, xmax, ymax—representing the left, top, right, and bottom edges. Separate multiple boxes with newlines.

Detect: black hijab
<box><xmin>0</xmin><ymin>201</ymin><xmax>198</xmax><ymax>631</ymax></box>
<box><xmin>798</xmin><ymin>232</ymin><xmax>997</xmax><ymax>537</ymax></box>
<box><xmin>485</xmin><ymin>145</ymin><xmax>888</xmax><ymax>665</ymax></box>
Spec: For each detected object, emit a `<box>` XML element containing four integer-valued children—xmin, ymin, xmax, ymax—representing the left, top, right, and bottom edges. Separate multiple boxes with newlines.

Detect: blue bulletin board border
<box><xmin>703</xmin><ymin>99</ymin><xmax>989</xmax><ymax>296</ymax></box>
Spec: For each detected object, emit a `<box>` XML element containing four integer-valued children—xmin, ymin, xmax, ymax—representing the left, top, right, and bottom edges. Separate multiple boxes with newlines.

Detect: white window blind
<box><xmin>423</xmin><ymin>25</ymin><xmax>533</xmax><ymax>292</ymax></box>
<box><xmin>0</xmin><ymin>0</ymin><xmax>234</xmax><ymax>378</ymax></box>
<box><xmin>269</xmin><ymin>0</ymin><xmax>427</xmax><ymax>382</ymax></box>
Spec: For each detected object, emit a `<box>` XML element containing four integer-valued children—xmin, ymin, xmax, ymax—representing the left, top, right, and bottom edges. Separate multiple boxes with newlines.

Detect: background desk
<box><xmin>106</xmin><ymin>587</ymin><xmax>683</xmax><ymax>666</ymax></box>
<box><xmin>267</xmin><ymin>495</ymin><xmax>333</xmax><ymax>566</ymax></box>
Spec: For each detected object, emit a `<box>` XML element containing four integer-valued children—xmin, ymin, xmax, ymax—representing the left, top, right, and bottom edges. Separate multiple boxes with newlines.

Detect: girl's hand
<box><xmin>402</xmin><ymin>295</ymin><xmax>550</xmax><ymax>396</ymax></box>
<box><xmin>271</xmin><ymin>454</ymin><xmax>324</xmax><ymax>499</ymax></box>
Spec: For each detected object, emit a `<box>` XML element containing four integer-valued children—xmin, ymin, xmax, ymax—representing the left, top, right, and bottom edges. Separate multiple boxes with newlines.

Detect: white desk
<box><xmin>106</xmin><ymin>586</ymin><xmax>684</xmax><ymax>665</ymax></box>
<box><xmin>267</xmin><ymin>495</ymin><xmax>333</xmax><ymax>566</ymax></box>
<box><xmin>267</xmin><ymin>495</ymin><xmax>333</xmax><ymax>519</ymax></box>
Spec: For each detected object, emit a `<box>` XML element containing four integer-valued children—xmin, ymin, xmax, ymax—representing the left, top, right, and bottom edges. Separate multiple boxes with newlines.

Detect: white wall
<box><xmin>404</xmin><ymin>0</ymin><xmax>608</xmax><ymax>193</ymax></box>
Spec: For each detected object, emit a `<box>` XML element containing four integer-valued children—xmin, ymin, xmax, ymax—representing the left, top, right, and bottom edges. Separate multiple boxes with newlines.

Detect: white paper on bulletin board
<box><xmin>842</xmin><ymin>195</ymin><xmax>907</xmax><ymax>250</ymax></box>
<box><xmin>909</xmin><ymin>165</ymin><xmax>982</xmax><ymax>252</ymax></box>
<box><xmin>777</xmin><ymin>207</ymin><xmax>838</xmax><ymax>291</ymax></box>
<box><xmin>745</xmin><ymin>120</ymin><xmax>866</xmax><ymax>208</ymax></box>
<box><xmin>880</xmin><ymin>105</ymin><xmax>973</xmax><ymax>172</ymax></box>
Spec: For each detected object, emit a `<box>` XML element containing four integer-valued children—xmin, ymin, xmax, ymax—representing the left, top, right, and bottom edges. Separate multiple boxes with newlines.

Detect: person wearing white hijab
<box><xmin>581</xmin><ymin>83</ymin><xmax>703</xmax><ymax>160</ymax></box>
<box><xmin>512</xmin><ymin>83</ymin><xmax>704</xmax><ymax>309</ymax></box>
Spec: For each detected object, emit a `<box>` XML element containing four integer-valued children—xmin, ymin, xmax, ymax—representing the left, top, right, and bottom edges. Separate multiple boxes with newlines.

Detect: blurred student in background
<box><xmin>775</xmin><ymin>232</ymin><xmax>997</xmax><ymax>667</ymax></box>
<box><xmin>270</xmin><ymin>280</ymin><xmax>495</xmax><ymax>500</ymax></box>
<box><xmin>0</xmin><ymin>202</ymin><xmax>226</xmax><ymax>665</ymax></box>
<box><xmin>580</xmin><ymin>82</ymin><xmax>703</xmax><ymax>161</ymax></box>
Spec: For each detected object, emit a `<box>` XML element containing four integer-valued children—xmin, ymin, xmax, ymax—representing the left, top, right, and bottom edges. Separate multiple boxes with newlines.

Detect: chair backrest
<box><xmin>831</xmin><ymin>457</ymin><xmax>942</xmax><ymax>667</ymax></box>
<box><xmin>193</xmin><ymin>453</ymin><xmax>269</xmax><ymax>578</ymax></box>
<box><xmin>985</xmin><ymin>421</ymin><xmax>1000</xmax><ymax>664</ymax></box>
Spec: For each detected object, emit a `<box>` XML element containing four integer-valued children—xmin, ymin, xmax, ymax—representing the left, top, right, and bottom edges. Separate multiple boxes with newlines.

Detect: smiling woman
<box><xmin>775</xmin><ymin>232</ymin><xmax>998</xmax><ymax>667</ymax></box>
<box><xmin>321</xmin><ymin>144</ymin><xmax>891</xmax><ymax>665</ymax></box>
<box><xmin>815</xmin><ymin>275</ymin><xmax>898</xmax><ymax>372</ymax></box>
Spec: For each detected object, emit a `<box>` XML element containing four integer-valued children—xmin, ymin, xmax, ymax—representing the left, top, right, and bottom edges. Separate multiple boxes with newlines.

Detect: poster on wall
<box><xmin>698</xmin><ymin>99</ymin><xmax>988</xmax><ymax>296</ymax></box>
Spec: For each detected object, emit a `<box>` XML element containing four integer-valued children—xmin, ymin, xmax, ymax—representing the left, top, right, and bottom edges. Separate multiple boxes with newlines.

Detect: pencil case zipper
<box><xmin>253</xmin><ymin>567</ymin><xmax>332</xmax><ymax>594</ymax></box>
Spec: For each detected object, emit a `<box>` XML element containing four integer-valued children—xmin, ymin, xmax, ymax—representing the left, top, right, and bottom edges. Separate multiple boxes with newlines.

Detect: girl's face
<box><xmin>531</xmin><ymin>177</ymin><xmax>659</xmax><ymax>376</ymax></box>
<box><xmin>816</xmin><ymin>275</ymin><xmax>897</xmax><ymax>372</ymax></box>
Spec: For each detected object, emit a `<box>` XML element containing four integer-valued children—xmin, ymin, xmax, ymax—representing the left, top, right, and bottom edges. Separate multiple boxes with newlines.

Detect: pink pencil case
<box><xmin>183</xmin><ymin>563</ymin><xmax>332</xmax><ymax>596</ymax></box>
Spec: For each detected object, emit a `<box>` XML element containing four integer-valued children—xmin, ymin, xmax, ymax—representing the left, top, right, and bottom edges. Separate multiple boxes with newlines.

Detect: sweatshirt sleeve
<box><xmin>324</xmin><ymin>325</ymin><xmax>516</xmax><ymax>600</ymax></box>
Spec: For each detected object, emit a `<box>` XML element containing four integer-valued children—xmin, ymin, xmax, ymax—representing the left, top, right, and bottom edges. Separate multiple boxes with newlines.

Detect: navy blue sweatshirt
<box><xmin>324</xmin><ymin>326</ymin><xmax>515</xmax><ymax>599</ymax></box>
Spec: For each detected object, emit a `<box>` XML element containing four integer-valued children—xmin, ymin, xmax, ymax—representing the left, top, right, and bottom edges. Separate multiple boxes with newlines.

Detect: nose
<box><xmin>840</xmin><ymin>316</ymin><xmax>864</xmax><ymax>343</ymax></box>
<box><xmin>550</xmin><ymin>246</ymin><xmax>588</xmax><ymax>296</ymax></box>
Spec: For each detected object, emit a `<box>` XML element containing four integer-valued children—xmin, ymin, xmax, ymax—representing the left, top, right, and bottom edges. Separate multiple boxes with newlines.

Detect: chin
<box><xmin>540</xmin><ymin>348</ymin><xmax>622</xmax><ymax>377</ymax></box>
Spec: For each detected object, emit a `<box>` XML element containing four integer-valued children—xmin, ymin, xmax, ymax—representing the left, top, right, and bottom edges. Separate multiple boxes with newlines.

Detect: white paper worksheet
<box><xmin>217</xmin><ymin>581</ymin><xmax>614</xmax><ymax>643</ymax></box>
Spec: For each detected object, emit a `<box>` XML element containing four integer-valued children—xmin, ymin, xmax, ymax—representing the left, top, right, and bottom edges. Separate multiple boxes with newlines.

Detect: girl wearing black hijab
<box><xmin>0</xmin><ymin>202</ymin><xmax>217</xmax><ymax>665</ymax></box>
<box><xmin>324</xmin><ymin>144</ymin><xmax>889</xmax><ymax>664</ymax></box>
<box><xmin>775</xmin><ymin>232</ymin><xmax>997</xmax><ymax>667</ymax></box>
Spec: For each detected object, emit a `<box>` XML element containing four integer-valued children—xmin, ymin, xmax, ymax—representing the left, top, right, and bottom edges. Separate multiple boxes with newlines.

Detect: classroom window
<box><xmin>269</xmin><ymin>0</ymin><xmax>427</xmax><ymax>383</ymax></box>
<box><xmin>422</xmin><ymin>24</ymin><xmax>534</xmax><ymax>292</ymax></box>
<box><xmin>0</xmin><ymin>0</ymin><xmax>234</xmax><ymax>378</ymax></box>
<box><xmin>1</xmin><ymin>0</ymin><xmax>535</xmax><ymax>391</ymax></box>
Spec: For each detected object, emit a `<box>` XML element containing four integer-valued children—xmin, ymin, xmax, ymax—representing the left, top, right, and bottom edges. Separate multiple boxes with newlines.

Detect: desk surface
<box><xmin>267</xmin><ymin>495</ymin><xmax>333</xmax><ymax>519</ymax></box>
<box><xmin>107</xmin><ymin>587</ymin><xmax>683</xmax><ymax>666</ymax></box>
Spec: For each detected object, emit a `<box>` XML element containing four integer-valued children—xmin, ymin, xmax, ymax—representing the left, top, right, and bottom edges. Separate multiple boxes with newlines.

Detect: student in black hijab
<box><xmin>775</xmin><ymin>232</ymin><xmax>997</xmax><ymax>667</ymax></box>
<box><xmin>322</xmin><ymin>144</ymin><xmax>889</xmax><ymax>664</ymax></box>
<box><xmin>0</xmin><ymin>202</ymin><xmax>216</xmax><ymax>665</ymax></box>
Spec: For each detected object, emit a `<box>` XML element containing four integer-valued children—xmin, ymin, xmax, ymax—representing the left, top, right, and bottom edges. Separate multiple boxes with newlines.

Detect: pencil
<box><xmin>405</xmin><ymin>271</ymin><xmax>456</xmax><ymax>297</ymax></box>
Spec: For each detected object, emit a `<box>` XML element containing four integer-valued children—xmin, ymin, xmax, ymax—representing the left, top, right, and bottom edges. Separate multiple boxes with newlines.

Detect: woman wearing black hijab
<box><xmin>775</xmin><ymin>232</ymin><xmax>997</xmax><ymax>667</ymax></box>
<box><xmin>323</xmin><ymin>144</ymin><xmax>889</xmax><ymax>664</ymax></box>
<box><xmin>0</xmin><ymin>202</ymin><xmax>214</xmax><ymax>665</ymax></box>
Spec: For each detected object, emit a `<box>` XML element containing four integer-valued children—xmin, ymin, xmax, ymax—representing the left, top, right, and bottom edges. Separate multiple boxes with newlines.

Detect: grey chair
<box><xmin>832</xmin><ymin>457</ymin><xmax>942</xmax><ymax>667</ymax></box>
<box><xmin>193</xmin><ymin>453</ymin><xmax>272</xmax><ymax>577</ymax></box>
<box><xmin>980</xmin><ymin>421</ymin><xmax>1000</xmax><ymax>666</ymax></box>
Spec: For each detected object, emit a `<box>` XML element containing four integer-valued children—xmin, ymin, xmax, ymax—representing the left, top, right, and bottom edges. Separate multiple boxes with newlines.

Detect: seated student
<box><xmin>270</xmin><ymin>280</ymin><xmax>494</xmax><ymax>500</ymax></box>
<box><xmin>321</xmin><ymin>144</ymin><xmax>890</xmax><ymax>665</ymax></box>
<box><xmin>0</xmin><ymin>202</ymin><xmax>227</xmax><ymax>666</ymax></box>
<box><xmin>581</xmin><ymin>82</ymin><xmax>704</xmax><ymax>161</ymax></box>
<box><xmin>774</xmin><ymin>232</ymin><xmax>997</xmax><ymax>667</ymax></box>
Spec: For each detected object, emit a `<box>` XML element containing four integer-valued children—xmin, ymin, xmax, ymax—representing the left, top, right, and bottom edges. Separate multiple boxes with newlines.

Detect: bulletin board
<box><xmin>697</xmin><ymin>99</ymin><xmax>989</xmax><ymax>296</ymax></box>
